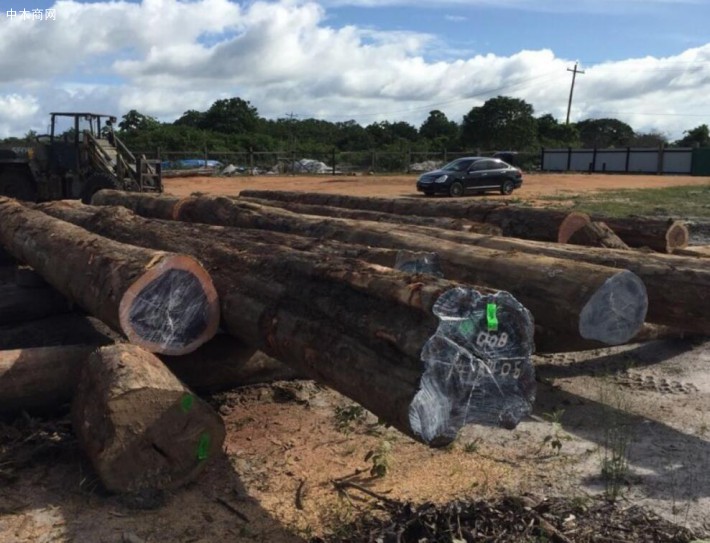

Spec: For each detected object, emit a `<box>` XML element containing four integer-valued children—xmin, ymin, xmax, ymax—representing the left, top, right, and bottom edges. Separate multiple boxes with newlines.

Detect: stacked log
<box><xmin>0</xmin><ymin>284</ymin><xmax>72</xmax><ymax>325</ymax></box>
<box><xmin>239</xmin><ymin>196</ymin><xmax>503</xmax><ymax>235</ymax></box>
<box><xmin>558</xmin><ymin>212</ymin><xmax>630</xmax><ymax>250</ymax></box>
<box><xmin>46</xmin><ymin>200</ymin><xmax>649</xmax><ymax>349</ymax></box>
<box><xmin>0</xmin><ymin>197</ymin><xmax>220</xmax><ymax>355</ymax></box>
<box><xmin>40</xmin><ymin>202</ymin><xmax>539</xmax><ymax>445</ymax></box>
<box><xmin>72</xmin><ymin>344</ymin><xmax>226</xmax><ymax>493</ymax></box>
<box><xmin>558</xmin><ymin>211</ymin><xmax>688</xmax><ymax>253</ymax></box>
<box><xmin>86</xmin><ymin>192</ymin><xmax>709</xmax><ymax>337</ymax></box>
<box><xmin>0</xmin><ymin>336</ymin><xmax>297</xmax><ymax>416</ymax></box>
<box><xmin>240</xmin><ymin>190</ymin><xmax>690</xmax><ymax>253</ymax></box>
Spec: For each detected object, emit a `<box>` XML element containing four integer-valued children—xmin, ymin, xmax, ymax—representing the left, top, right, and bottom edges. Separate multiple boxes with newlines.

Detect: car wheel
<box><xmin>500</xmin><ymin>180</ymin><xmax>514</xmax><ymax>195</ymax></box>
<box><xmin>449</xmin><ymin>182</ymin><xmax>464</xmax><ymax>197</ymax></box>
<box><xmin>80</xmin><ymin>172</ymin><xmax>120</xmax><ymax>204</ymax></box>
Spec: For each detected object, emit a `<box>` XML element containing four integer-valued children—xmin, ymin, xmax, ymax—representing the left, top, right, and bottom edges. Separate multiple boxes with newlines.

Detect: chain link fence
<box><xmin>135</xmin><ymin>148</ymin><xmax>542</xmax><ymax>176</ymax></box>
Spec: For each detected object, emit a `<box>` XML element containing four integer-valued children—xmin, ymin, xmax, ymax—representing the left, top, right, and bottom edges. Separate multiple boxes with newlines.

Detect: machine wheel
<box><xmin>0</xmin><ymin>168</ymin><xmax>38</xmax><ymax>201</ymax></box>
<box><xmin>500</xmin><ymin>180</ymin><xmax>515</xmax><ymax>195</ymax></box>
<box><xmin>449</xmin><ymin>182</ymin><xmax>464</xmax><ymax>197</ymax></box>
<box><xmin>80</xmin><ymin>172</ymin><xmax>120</xmax><ymax>204</ymax></box>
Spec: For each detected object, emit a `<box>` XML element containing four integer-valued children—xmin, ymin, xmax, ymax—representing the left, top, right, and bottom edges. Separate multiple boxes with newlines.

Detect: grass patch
<box><xmin>538</xmin><ymin>184</ymin><xmax>710</xmax><ymax>218</ymax></box>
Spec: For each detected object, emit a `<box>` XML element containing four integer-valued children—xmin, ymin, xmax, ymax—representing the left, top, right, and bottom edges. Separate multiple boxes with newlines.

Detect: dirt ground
<box><xmin>162</xmin><ymin>172</ymin><xmax>710</xmax><ymax>200</ymax></box>
<box><xmin>1</xmin><ymin>173</ymin><xmax>709</xmax><ymax>542</ymax></box>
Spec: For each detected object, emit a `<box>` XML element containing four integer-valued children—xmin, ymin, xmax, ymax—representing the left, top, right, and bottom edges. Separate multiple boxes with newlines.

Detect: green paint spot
<box><xmin>181</xmin><ymin>394</ymin><xmax>194</xmax><ymax>413</ymax></box>
<box><xmin>458</xmin><ymin>319</ymin><xmax>475</xmax><ymax>337</ymax></box>
<box><xmin>197</xmin><ymin>433</ymin><xmax>211</xmax><ymax>461</ymax></box>
<box><xmin>487</xmin><ymin>303</ymin><xmax>499</xmax><ymax>332</ymax></box>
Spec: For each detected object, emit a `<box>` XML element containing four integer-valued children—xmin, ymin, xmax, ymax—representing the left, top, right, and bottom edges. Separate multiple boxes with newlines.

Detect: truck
<box><xmin>0</xmin><ymin>112</ymin><xmax>162</xmax><ymax>203</ymax></box>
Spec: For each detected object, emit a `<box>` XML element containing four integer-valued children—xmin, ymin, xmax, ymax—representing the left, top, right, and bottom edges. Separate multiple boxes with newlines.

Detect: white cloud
<box><xmin>0</xmin><ymin>0</ymin><xmax>708</xmax><ymax>140</ymax></box>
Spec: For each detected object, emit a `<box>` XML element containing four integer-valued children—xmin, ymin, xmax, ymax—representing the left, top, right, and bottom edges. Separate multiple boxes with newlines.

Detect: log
<box><xmin>0</xmin><ymin>197</ymin><xmax>220</xmax><ymax>355</ymax></box>
<box><xmin>568</xmin><ymin>221</ymin><xmax>630</xmax><ymax>250</ymax></box>
<box><xmin>0</xmin><ymin>336</ymin><xmax>296</xmax><ymax>415</ymax></box>
<box><xmin>39</xmin><ymin>202</ymin><xmax>538</xmax><ymax>445</ymax></box>
<box><xmin>557</xmin><ymin>211</ymin><xmax>592</xmax><ymax>244</ymax></box>
<box><xmin>174</xmin><ymin>197</ymin><xmax>648</xmax><ymax>345</ymax></box>
<box><xmin>43</xmin><ymin>200</ymin><xmax>649</xmax><ymax>348</ymax></box>
<box><xmin>161</xmin><ymin>335</ymin><xmax>301</xmax><ymax>394</ymax></box>
<box><xmin>92</xmin><ymin>190</ymin><xmax>182</xmax><ymax>220</ymax></box>
<box><xmin>0</xmin><ymin>314</ymin><xmax>120</xmax><ymax>350</ymax></box>
<box><xmin>243</xmin><ymin>190</ymin><xmax>689</xmax><ymax>252</ymax></box>
<box><xmin>606</xmin><ymin>218</ymin><xmax>689</xmax><ymax>253</ymax></box>
<box><xmin>0</xmin><ymin>345</ymin><xmax>95</xmax><ymax>415</ymax></box>
<box><xmin>0</xmin><ymin>284</ymin><xmax>72</xmax><ymax>325</ymax></box>
<box><xmin>72</xmin><ymin>344</ymin><xmax>226</xmax><ymax>493</ymax></box>
<box><xmin>239</xmin><ymin>196</ymin><xmax>503</xmax><ymax>235</ymax></box>
<box><xmin>673</xmin><ymin>245</ymin><xmax>710</xmax><ymax>258</ymax></box>
<box><xmin>47</xmin><ymin>194</ymin><xmax>710</xmax><ymax>336</ymax></box>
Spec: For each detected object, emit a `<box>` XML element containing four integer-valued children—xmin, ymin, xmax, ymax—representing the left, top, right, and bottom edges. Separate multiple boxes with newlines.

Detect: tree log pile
<box><xmin>242</xmin><ymin>190</ymin><xmax>691</xmax><ymax>253</ymax></box>
<box><xmin>2</xmin><ymin>185</ymin><xmax>705</xmax><ymax>495</ymax></box>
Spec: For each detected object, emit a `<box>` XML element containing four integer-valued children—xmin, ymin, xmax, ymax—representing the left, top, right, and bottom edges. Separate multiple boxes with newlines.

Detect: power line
<box><xmin>271</xmin><ymin>70</ymin><xmax>564</xmax><ymax>121</ymax></box>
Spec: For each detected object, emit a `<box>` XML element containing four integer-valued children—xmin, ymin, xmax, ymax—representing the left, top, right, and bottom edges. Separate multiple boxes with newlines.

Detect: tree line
<box><xmin>3</xmin><ymin>96</ymin><xmax>709</xmax><ymax>154</ymax></box>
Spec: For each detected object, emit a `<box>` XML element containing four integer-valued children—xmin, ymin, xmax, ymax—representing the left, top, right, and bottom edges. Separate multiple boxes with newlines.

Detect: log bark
<box><xmin>39</xmin><ymin>202</ymin><xmax>538</xmax><ymax>445</ymax></box>
<box><xmin>0</xmin><ymin>198</ymin><xmax>220</xmax><ymax>355</ymax></box>
<box><xmin>72</xmin><ymin>344</ymin><xmax>226</xmax><ymax>493</ymax></box>
<box><xmin>605</xmin><ymin>218</ymin><xmax>689</xmax><ymax>253</ymax></box>
<box><xmin>0</xmin><ymin>284</ymin><xmax>72</xmax><ymax>325</ymax></box>
<box><xmin>673</xmin><ymin>245</ymin><xmax>710</xmax><ymax>258</ymax></box>
<box><xmin>44</xmin><ymin>200</ymin><xmax>649</xmax><ymax>348</ymax></box>
<box><xmin>568</xmin><ymin>221</ymin><xmax>630</xmax><ymax>250</ymax></box>
<box><xmin>0</xmin><ymin>345</ymin><xmax>94</xmax><ymax>415</ymax></box>
<box><xmin>243</xmin><ymin>190</ymin><xmax>689</xmax><ymax>252</ymax></box>
<box><xmin>92</xmin><ymin>190</ymin><xmax>182</xmax><ymax>220</ymax></box>
<box><xmin>239</xmin><ymin>196</ymin><xmax>503</xmax><ymax>235</ymax></box>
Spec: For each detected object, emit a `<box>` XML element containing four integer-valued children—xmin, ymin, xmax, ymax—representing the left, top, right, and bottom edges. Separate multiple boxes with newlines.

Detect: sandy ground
<box><xmin>162</xmin><ymin>172</ymin><xmax>710</xmax><ymax>200</ymax></box>
<box><xmin>1</xmin><ymin>173</ymin><xmax>709</xmax><ymax>542</ymax></box>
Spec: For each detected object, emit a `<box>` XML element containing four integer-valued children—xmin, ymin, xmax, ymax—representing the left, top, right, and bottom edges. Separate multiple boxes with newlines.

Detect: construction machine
<box><xmin>0</xmin><ymin>112</ymin><xmax>162</xmax><ymax>203</ymax></box>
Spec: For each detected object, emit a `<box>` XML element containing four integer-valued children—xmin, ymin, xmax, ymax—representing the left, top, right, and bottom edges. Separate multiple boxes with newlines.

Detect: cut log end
<box><xmin>409</xmin><ymin>287</ymin><xmax>536</xmax><ymax>446</ymax></box>
<box><xmin>557</xmin><ymin>211</ymin><xmax>591</xmax><ymax>244</ymax></box>
<box><xmin>665</xmin><ymin>221</ymin><xmax>690</xmax><ymax>253</ymax></box>
<box><xmin>119</xmin><ymin>254</ymin><xmax>220</xmax><ymax>355</ymax></box>
<box><xmin>579</xmin><ymin>270</ymin><xmax>648</xmax><ymax>345</ymax></box>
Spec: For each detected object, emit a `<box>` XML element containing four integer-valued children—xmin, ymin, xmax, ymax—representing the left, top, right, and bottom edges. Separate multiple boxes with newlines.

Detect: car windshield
<box><xmin>441</xmin><ymin>158</ymin><xmax>475</xmax><ymax>172</ymax></box>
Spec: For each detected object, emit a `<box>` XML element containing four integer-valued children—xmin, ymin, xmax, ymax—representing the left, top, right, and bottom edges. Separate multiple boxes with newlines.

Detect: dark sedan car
<box><xmin>416</xmin><ymin>156</ymin><xmax>523</xmax><ymax>197</ymax></box>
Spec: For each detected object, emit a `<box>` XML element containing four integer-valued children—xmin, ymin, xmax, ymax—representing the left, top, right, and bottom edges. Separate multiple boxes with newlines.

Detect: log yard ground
<box><xmin>1</xmin><ymin>172</ymin><xmax>709</xmax><ymax>543</ymax></box>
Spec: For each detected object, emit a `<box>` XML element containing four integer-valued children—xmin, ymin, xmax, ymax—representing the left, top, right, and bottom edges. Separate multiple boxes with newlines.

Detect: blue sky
<box><xmin>1</xmin><ymin>0</ymin><xmax>709</xmax><ymax>139</ymax></box>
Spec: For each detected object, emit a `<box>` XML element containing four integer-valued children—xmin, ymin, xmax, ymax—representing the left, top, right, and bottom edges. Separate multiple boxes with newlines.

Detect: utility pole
<box><xmin>566</xmin><ymin>62</ymin><xmax>585</xmax><ymax>125</ymax></box>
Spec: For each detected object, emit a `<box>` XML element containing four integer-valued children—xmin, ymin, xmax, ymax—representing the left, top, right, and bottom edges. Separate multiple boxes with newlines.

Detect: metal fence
<box><xmin>541</xmin><ymin>147</ymin><xmax>696</xmax><ymax>174</ymax></box>
<box><xmin>133</xmin><ymin>148</ymin><xmax>540</xmax><ymax>175</ymax></box>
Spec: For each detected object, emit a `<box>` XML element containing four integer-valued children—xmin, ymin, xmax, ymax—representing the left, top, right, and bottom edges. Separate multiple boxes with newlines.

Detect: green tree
<box><xmin>537</xmin><ymin>113</ymin><xmax>579</xmax><ymax>147</ymax></box>
<box><xmin>118</xmin><ymin>109</ymin><xmax>160</xmax><ymax>132</ymax></box>
<box><xmin>419</xmin><ymin>110</ymin><xmax>459</xmax><ymax>146</ymax></box>
<box><xmin>576</xmin><ymin>118</ymin><xmax>634</xmax><ymax>148</ymax></box>
<box><xmin>201</xmin><ymin>98</ymin><xmax>259</xmax><ymax>134</ymax></box>
<box><xmin>174</xmin><ymin>109</ymin><xmax>206</xmax><ymax>128</ymax></box>
<box><xmin>674</xmin><ymin>124</ymin><xmax>709</xmax><ymax>147</ymax></box>
<box><xmin>461</xmin><ymin>96</ymin><xmax>538</xmax><ymax>151</ymax></box>
<box><xmin>366</xmin><ymin>121</ymin><xmax>419</xmax><ymax>147</ymax></box>
<box><xmin>631</xmin><ymin>131</ymin><xmax>668</xmax><ymax>147</ymax></box>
